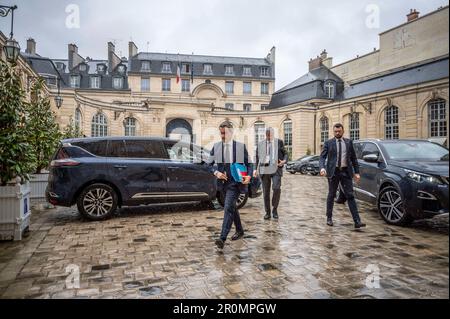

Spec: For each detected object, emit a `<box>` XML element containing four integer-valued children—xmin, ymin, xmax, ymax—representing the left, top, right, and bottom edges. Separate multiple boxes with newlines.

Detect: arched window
<box><xmin>384</xmin><ymin>106</ymin><xmax>399</xmax><ymax>140</ymax></box>
<box><xmin>325</xmin><ymin>81</ymin><xmax>335</xmax><ymax>99</ymax></box>
<box><xmin>254</xmin><ymin>121</ymin><xmax>266</xmax><ymax>151</ymax></box>
<box><xmin>124</xmin><ymin>117</ymin><xmax>137</xmax><ymax>136</ymax></box>
<box><xmin>428</xmin><ymin>99</ymin><xmax>447</xmax><ymax>138</ymax></box>
<box><xmin>320</xmin><ymin>117</ymin><xmax>329</xmax><ymax>144</ymax></box>
<box><xmin>349</xmin><ymin>113</ymin><xmax>360</xmax><ymax>141</ymax></box>
<box><xmin>91</xmin><ymin>113</ymin><xmax>108</xmax><ymax>137</ymax></box>
<box><xmin>283</xmin><ymin>120</ymin><xmax>293</xmax><ymax>161</ymax></box>
<box><xmin>74</xmin><ymin>108</ymin><xmax>82</xmax><ymax>130</ymax></box>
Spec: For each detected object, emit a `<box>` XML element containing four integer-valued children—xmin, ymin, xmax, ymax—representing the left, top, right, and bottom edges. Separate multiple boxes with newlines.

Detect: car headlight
<box><xmin>404</xmin><ymin>169</ymin><xmax>443</xmax><ymax>185</ymax></box>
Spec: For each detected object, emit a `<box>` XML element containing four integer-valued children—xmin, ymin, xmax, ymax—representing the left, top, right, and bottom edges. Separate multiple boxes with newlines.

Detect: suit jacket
<box><xmin>319</xmin><ymin>137</ymin><xmax>360</xmax><ymax>178</ymax></box>
<box><xmin>255</xmin><ymin>138</ymin><xmax>288</xmax><ymax>176</ymax></box>
<box><xmin>207</xmin><ymin>140</ymin><xmax>253</xmax><ymax>192</ymax></box>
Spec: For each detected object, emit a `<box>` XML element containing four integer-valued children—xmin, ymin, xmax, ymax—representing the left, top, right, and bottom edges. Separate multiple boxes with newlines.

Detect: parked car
<box><xmin>337</xmin><ymin>139</ymin><xmax>448</xmax><ymax>225</ymax></box>
<box><xmin>305</xmin><ymin>159</ymin><xmax>320</xmax><ymax>175</ymax></box>
<box><xmin>286</xmin><ymin>155</ymin><xmax>320</xmax><ymax>174</ymax></box>
<box><xmin>46</xmin><ymin>137</ymin><xmax>261</xmax><ymax>221</ymax></box>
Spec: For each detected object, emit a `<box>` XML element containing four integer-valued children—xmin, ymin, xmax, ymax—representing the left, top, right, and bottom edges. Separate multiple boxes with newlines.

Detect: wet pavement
<box><xmin>0</xmin><ymin>174</ymin><xmax>448</xmax><ymax>299</ymax></box>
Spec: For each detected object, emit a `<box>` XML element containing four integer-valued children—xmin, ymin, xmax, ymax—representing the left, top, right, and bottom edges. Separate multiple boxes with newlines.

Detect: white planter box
<box><xmin>30</xmin><ymin>172</ymin><xmax>49</xmax><ymax>204</ymax></box>
<box><xmin>0</xmin><ymin>182</ymin><xmax>31</xmax><ymax>241</ymax></box>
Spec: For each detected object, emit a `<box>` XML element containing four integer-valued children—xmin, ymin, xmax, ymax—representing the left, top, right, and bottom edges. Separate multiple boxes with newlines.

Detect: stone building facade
<box><xmin>23</xmin><ymin>6</ymin><xmax>449</xmax><ymax>160</ymax></box>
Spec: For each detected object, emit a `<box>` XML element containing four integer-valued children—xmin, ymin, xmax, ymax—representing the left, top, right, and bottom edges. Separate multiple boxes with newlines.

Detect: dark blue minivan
<box><xmin>46</xmin><ymin>137</ymin><xmax>260</xmax><ymax>220</ymax></box>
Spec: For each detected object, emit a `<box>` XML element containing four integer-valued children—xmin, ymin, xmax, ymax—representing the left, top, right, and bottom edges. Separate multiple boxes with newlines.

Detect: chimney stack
<box><xmin>129</xmin><ymin>41</ymin><xmax>138</xmax><ymax>59</ymax></box>
<box><xmin>108</xmin><ymin>42</ymin><xmax>121</xmax><ymax>73</ymax></box>
<box><xmin>26</xmin><ymin>38</ymin><xmax>36</xmax><ymax>55</ymax></box>
<box><xmin>407</xmin><ymin>9</ymin><xmax>420</xmax><ymax>22</ymax></box>
<box><xmin>68</xmin><ymin>43</ymin><xmax>78</xmax><ymax>70</ymax></box>
<box><xmin>320</xmin><ymin>49</ymin><xmax>333</xmax><ymax>68</ymax></box>
<box><xmin>308</xmin><ymin>55</ymin><xmax>322</xmax><ymax>71</ymax></box>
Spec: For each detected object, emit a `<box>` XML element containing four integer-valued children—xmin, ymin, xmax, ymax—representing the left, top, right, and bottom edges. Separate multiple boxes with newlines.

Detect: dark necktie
<box><xmin>337</xmin><ymin>139</ymin><xmax>342</xmax><ymax>168</ymax></box>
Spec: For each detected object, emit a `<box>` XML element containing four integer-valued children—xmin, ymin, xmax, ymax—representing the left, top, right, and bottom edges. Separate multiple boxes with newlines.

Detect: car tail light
<box><xmin>50</xmin><ymin>158</ymin><xmax>80</xmax><ymax>167</ymax></box>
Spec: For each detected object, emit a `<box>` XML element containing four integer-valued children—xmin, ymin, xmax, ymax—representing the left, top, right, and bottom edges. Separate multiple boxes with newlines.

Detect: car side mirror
<box><xmin>363</xmin><ymin>153</ymin><xmax>380</xmax><ymax>163</ymax></box>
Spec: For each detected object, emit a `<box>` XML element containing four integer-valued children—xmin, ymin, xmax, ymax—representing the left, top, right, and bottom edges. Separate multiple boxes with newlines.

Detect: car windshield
<box><xmin>381</xmin><ymin>141</ymin><xmax>449</xmax><ymax>161</ymax></box>
<box><xmin>297</xmin><ymin>155</ymin><xmax>312</xmax><ymax>161</ymax></box>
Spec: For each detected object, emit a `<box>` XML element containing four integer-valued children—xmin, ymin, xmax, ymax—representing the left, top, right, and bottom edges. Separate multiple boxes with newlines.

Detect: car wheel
<box><xmin>289</xmin><ymin>171</ymin><xmax>296</xmax><ymax>175</ymax></box>
<box><xmin>311</xmin><ymin>171</ymin><xmax>319</xmax><ymax>176</ymax></box>
<box><xmin>377</xmin><ymin>186</ymin><xmax>412</xmax><ymax>226</ymax></box>
<box><xmin>217</xmin><ymin>192</ymin><xmax>249</xmax><ymax>209</ymax></box>
<box><xmin>300</xmin><ymin>166</ymin><xmax>307</xmax><ymax>175</ymax></box>
<box><xmin>77</xmin><ymin>183</ymin><xmax>118</xmax><ymax>221</ymax></box>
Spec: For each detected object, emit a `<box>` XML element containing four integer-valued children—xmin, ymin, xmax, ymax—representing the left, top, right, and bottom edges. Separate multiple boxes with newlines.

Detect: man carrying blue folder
<box><xmin>208</xmin><ymin>121</ymin><xmax>253</xmax><ymax>249</ymax></box>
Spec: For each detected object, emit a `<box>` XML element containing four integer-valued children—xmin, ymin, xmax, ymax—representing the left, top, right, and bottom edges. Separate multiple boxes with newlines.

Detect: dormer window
<box><xmin>225</xmin><ymin>65</ymin><xmax>234</xmax><ymax>75</ymax></box>
<box><xmin>70</xmin><ymin>75</ymin><xmax>80</xmax><ymax>88</ymax></box>
<box><xmin>260</xmin><ymin>66</ymin><xmax>270</xmax><ymax>77</ymax></box>
<box><xmin>203</xmin><ymin>64</ymin><xmax>213</xmax><ymax>75</ymax></box>
<box><xmin>117</xmin><ymin>64</ymin><xmax>126</xmax><ymax>75</ymax></box>
<box><xmin>325</xmin><ymin>81</ymin><xmax>335</xmax><ymax>99</ymax></box>
<box><xmin>55</xmin><ymin>62</ymin><xmax>66</xmax><ymax>72</ymax></box>
<box><xmin>113</xmin><ymin>77</ymin><xmax>124</xmax><ymax>89</ymax></box>
<box><xmin>181</xmin><ymin>63</ymin><xmax>190</xmax><ymax>74</ymax></box>
<box><xmin>90</xmin><ymin>76</ymin><xmax>101</xmax><ymax>89</ymax></box>
<box><xmin>162</xmin><ymin>62</ymin><xmax>172</xmax><ymax>73</ymax></box>
<box><xmin>243</xmin><ymin>66</ymin><xmax>252</xmax><ymax>76</ymax></box>
<box><xmin>141</xmin><ymin>61</ymin><xmax>151</xmax><ymax>71</ymax></box>
<box><xmin>79</xmin><ymin>63</ymin><xmax>87</xmax><ymax>72</ymax></box>
<box><xmin>97</xmin><ymin>64</ymin><xmax>106</xmax><ymax>74</ymax></box>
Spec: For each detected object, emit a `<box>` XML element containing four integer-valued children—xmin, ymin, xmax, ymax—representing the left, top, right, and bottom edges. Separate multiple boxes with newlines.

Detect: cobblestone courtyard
<box><xmin>0</xmin><ymin>174</ymin><xmax>448</xmax><ymax>299</ymax></box>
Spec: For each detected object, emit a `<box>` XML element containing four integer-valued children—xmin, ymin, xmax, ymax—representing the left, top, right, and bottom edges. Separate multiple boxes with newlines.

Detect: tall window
<box><xmin>141</xmin><ymin>78</ymin><xmax>150</xmax><ymax>91</ymax></box>
<box><xmin>70</xmin><ymin>75</ymin><xmax>80</xmax><ymax>88</ymax></box>
<box><xmin>349</xmin><ymin>113</ymin><xmax>360</xmax><ymax>141</ymax></box>
<box><xmin>243</xmin><ymin>103</ymin><xmax>251</xmax><ymax>112</ymax></box>
<box><xmin>141</xmin><ymin>61</ymin><xmax>151</xmax><ymax>71</ymax></box>
<box><xmin>428</xmin><ymin>99</ymin><xmax>447</xmax><ymax>138</ymax></box>
<box><xmin>325</xmin><ymin>81</ymin><xmax>335</xmax><ymax>99</ymax></box>
<box><xmin>283</xmin><ymin>120</ymin><xmax>293</xmax><ymax>161</ymax></box>
<box><xmin>261</xmin><ymin>83</ymin><xmax>269</xmax><ymax>95</ymax></box>
<box><xmin>254</xmin><ymin>121</ymin><xmax>266</xmax><ymax>152</ymax></box>
<box><xmin>181</xmin><ymin>79</ymin><xmax>190</xmax><ymax>92</ymax></box>
<box><xmin>385</xmin><ymin>105</ymin><xmax>399</xmax><ymax>140</ymax></box>
<box><xmin>320</xmin><ymin>117</ymin><xmax>329</xmax><ymax>144</ymax></box>
<box><xmin>243</xmin><ymin>82</ymin><xmax>252</xmax><ymax>95</ymax></box>
<box><xmin>91</xmin><ymin>113</ymin><xmax>108</xmax><ymax>137</ymax></box>
<box><xmin>75</xmin><ymin>108</ymin><xmax>82</xmax><ymax>130</ymax></box>
<box><xmin>225</xmin><ymin>65</ymin><xmax>234</xmax><ymax>75</ymax></box>
<box><xmin>162</xmin><ymin>62</ymin><xmax>172</xmax><ymax>73</ymax></box>
<box><xmin>113</xmin><ymin>77</ymin><xmax>123</xmax><ymax>89</ymax></box>
<box><xmin>243</xmin><ymin>66</ymin><xmax>252</xmax><ymax>76</ymax></box>
<box><xmin>260</xmin><ymin>67</ymin><xmax>270</xmax><ymax>77</ymax></box>
<box><xmin>90</xmin><ymin>76</ymin><xmax>100</xmax><ymax>89</ymax></box>
<box><xmin>225</xmin><ymin>81</ymin><xmax>234</xmax><ymax>94</ymax></box>
<box><xmin>162</xmin><ymin>78</ymin><xmax>171</xmax><ymax>91</ymax></box>
<box><xmin>124</xmin><ymin>117</ymin><xmax>137</xmax><ymax>136</ymax></box>
<box><xmin>203</xmin><ymin>64</ymin><xmax>213</xmax><ymax>75</ymax></box>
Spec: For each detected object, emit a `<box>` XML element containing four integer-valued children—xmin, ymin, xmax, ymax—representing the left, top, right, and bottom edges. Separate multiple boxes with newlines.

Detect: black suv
<box><xmin>46</xmin><ymin>137</ymin><xmax>261</xmax><ymax>220</ymax></box>
<box><xmin>340</xmin><ymin>139</ymin><xmax>448</xmax><ymax>225</ymax></box>
<box><xmin>286</xmin><ymin>155</ymin><xmax>320</xmax><ymax>174</ymax></box>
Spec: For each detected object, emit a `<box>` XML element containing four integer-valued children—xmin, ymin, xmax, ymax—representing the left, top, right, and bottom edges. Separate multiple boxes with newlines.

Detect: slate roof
<box><xmin>268</xmin><ymin>57</ymin><xmax>449</xmax><ymax>109</ymax></box>
<box><xmin>129</xmin><ymin>52</ymin><xmax>274</xmax><ymax>79</ymax></box>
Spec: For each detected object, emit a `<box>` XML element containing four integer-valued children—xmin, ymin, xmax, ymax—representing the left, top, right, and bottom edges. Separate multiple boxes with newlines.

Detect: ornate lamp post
<box><xmin>0</xmin><ymin>5</ymin><xmax>20</xmax><ymax>63</ymax></box>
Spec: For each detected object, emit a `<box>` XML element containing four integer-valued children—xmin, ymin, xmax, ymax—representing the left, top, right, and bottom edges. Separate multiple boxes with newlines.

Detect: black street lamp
<box><xmin>0</xmin><ymin>5</ymin><xmax>20</xmax><ymax>63</ymax></box>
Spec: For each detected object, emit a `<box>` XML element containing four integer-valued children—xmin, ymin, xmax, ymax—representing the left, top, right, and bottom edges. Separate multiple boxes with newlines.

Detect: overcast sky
<box><xmin>1</xmin><ymin>0</ymin><xmax>447</xmax><ymax>89</ymax></box>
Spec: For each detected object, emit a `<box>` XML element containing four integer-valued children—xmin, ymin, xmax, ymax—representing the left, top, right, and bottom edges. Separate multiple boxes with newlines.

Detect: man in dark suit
<box><xmin>208</xmin><ymin>121</ymin><xmax>253</xmax><ymax>249</ymax></box>
<box><xmin>319</xmin><ymin>123</ymin><xmax>366</xmax><ymax>229</ymax></box>
<box><xmin>254</xmin><ymin>127</ymin><xmax>288</xmax><ymax>220</ymax></box>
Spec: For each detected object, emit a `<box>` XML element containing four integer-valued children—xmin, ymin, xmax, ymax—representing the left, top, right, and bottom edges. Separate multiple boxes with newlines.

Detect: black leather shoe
<box><xmin>272</xmin><ymin>210</ymin><xmax>279</xmax><ymax>219</ymax></box>
<box><xmin>264</xmin><ymin>212</ymin><xmax>271</xmax><ymax>220</ymax></box>
<box><xmin>215</xmin><ymin>239</ymin><xmax>225</xmax><ymax>249</ymax></box>
<box><xmin>231</xmin><ymin>232</ymin><xmax>244</xmax><ymax>241</ymax></box>
<box><xmin>327</xmin><ymin>218</ymin><xmax>333</xmax><ymax>226</ymax></box>
<box><xmin>354</xmin><ymin>222</ymin><xmax>366</xmax><ymax>229</ymax></box>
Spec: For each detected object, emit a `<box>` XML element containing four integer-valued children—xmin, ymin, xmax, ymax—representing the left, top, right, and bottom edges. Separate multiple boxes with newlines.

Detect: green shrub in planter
<box><xmin>27</xmin><ymin>78</ymin><xmax>62</xmax><ymax>174</ymax></box>
<box><xmin>0</xmin><ymin>60</ymin><xmax>36</xmax><ymax>186</ymax></box>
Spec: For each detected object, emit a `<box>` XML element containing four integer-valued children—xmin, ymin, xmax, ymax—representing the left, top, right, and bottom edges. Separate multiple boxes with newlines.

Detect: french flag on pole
<box><xmin>176</xmin><ymin>62</ymin><xmax>181</xmax><ymax>84</ymax></box>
